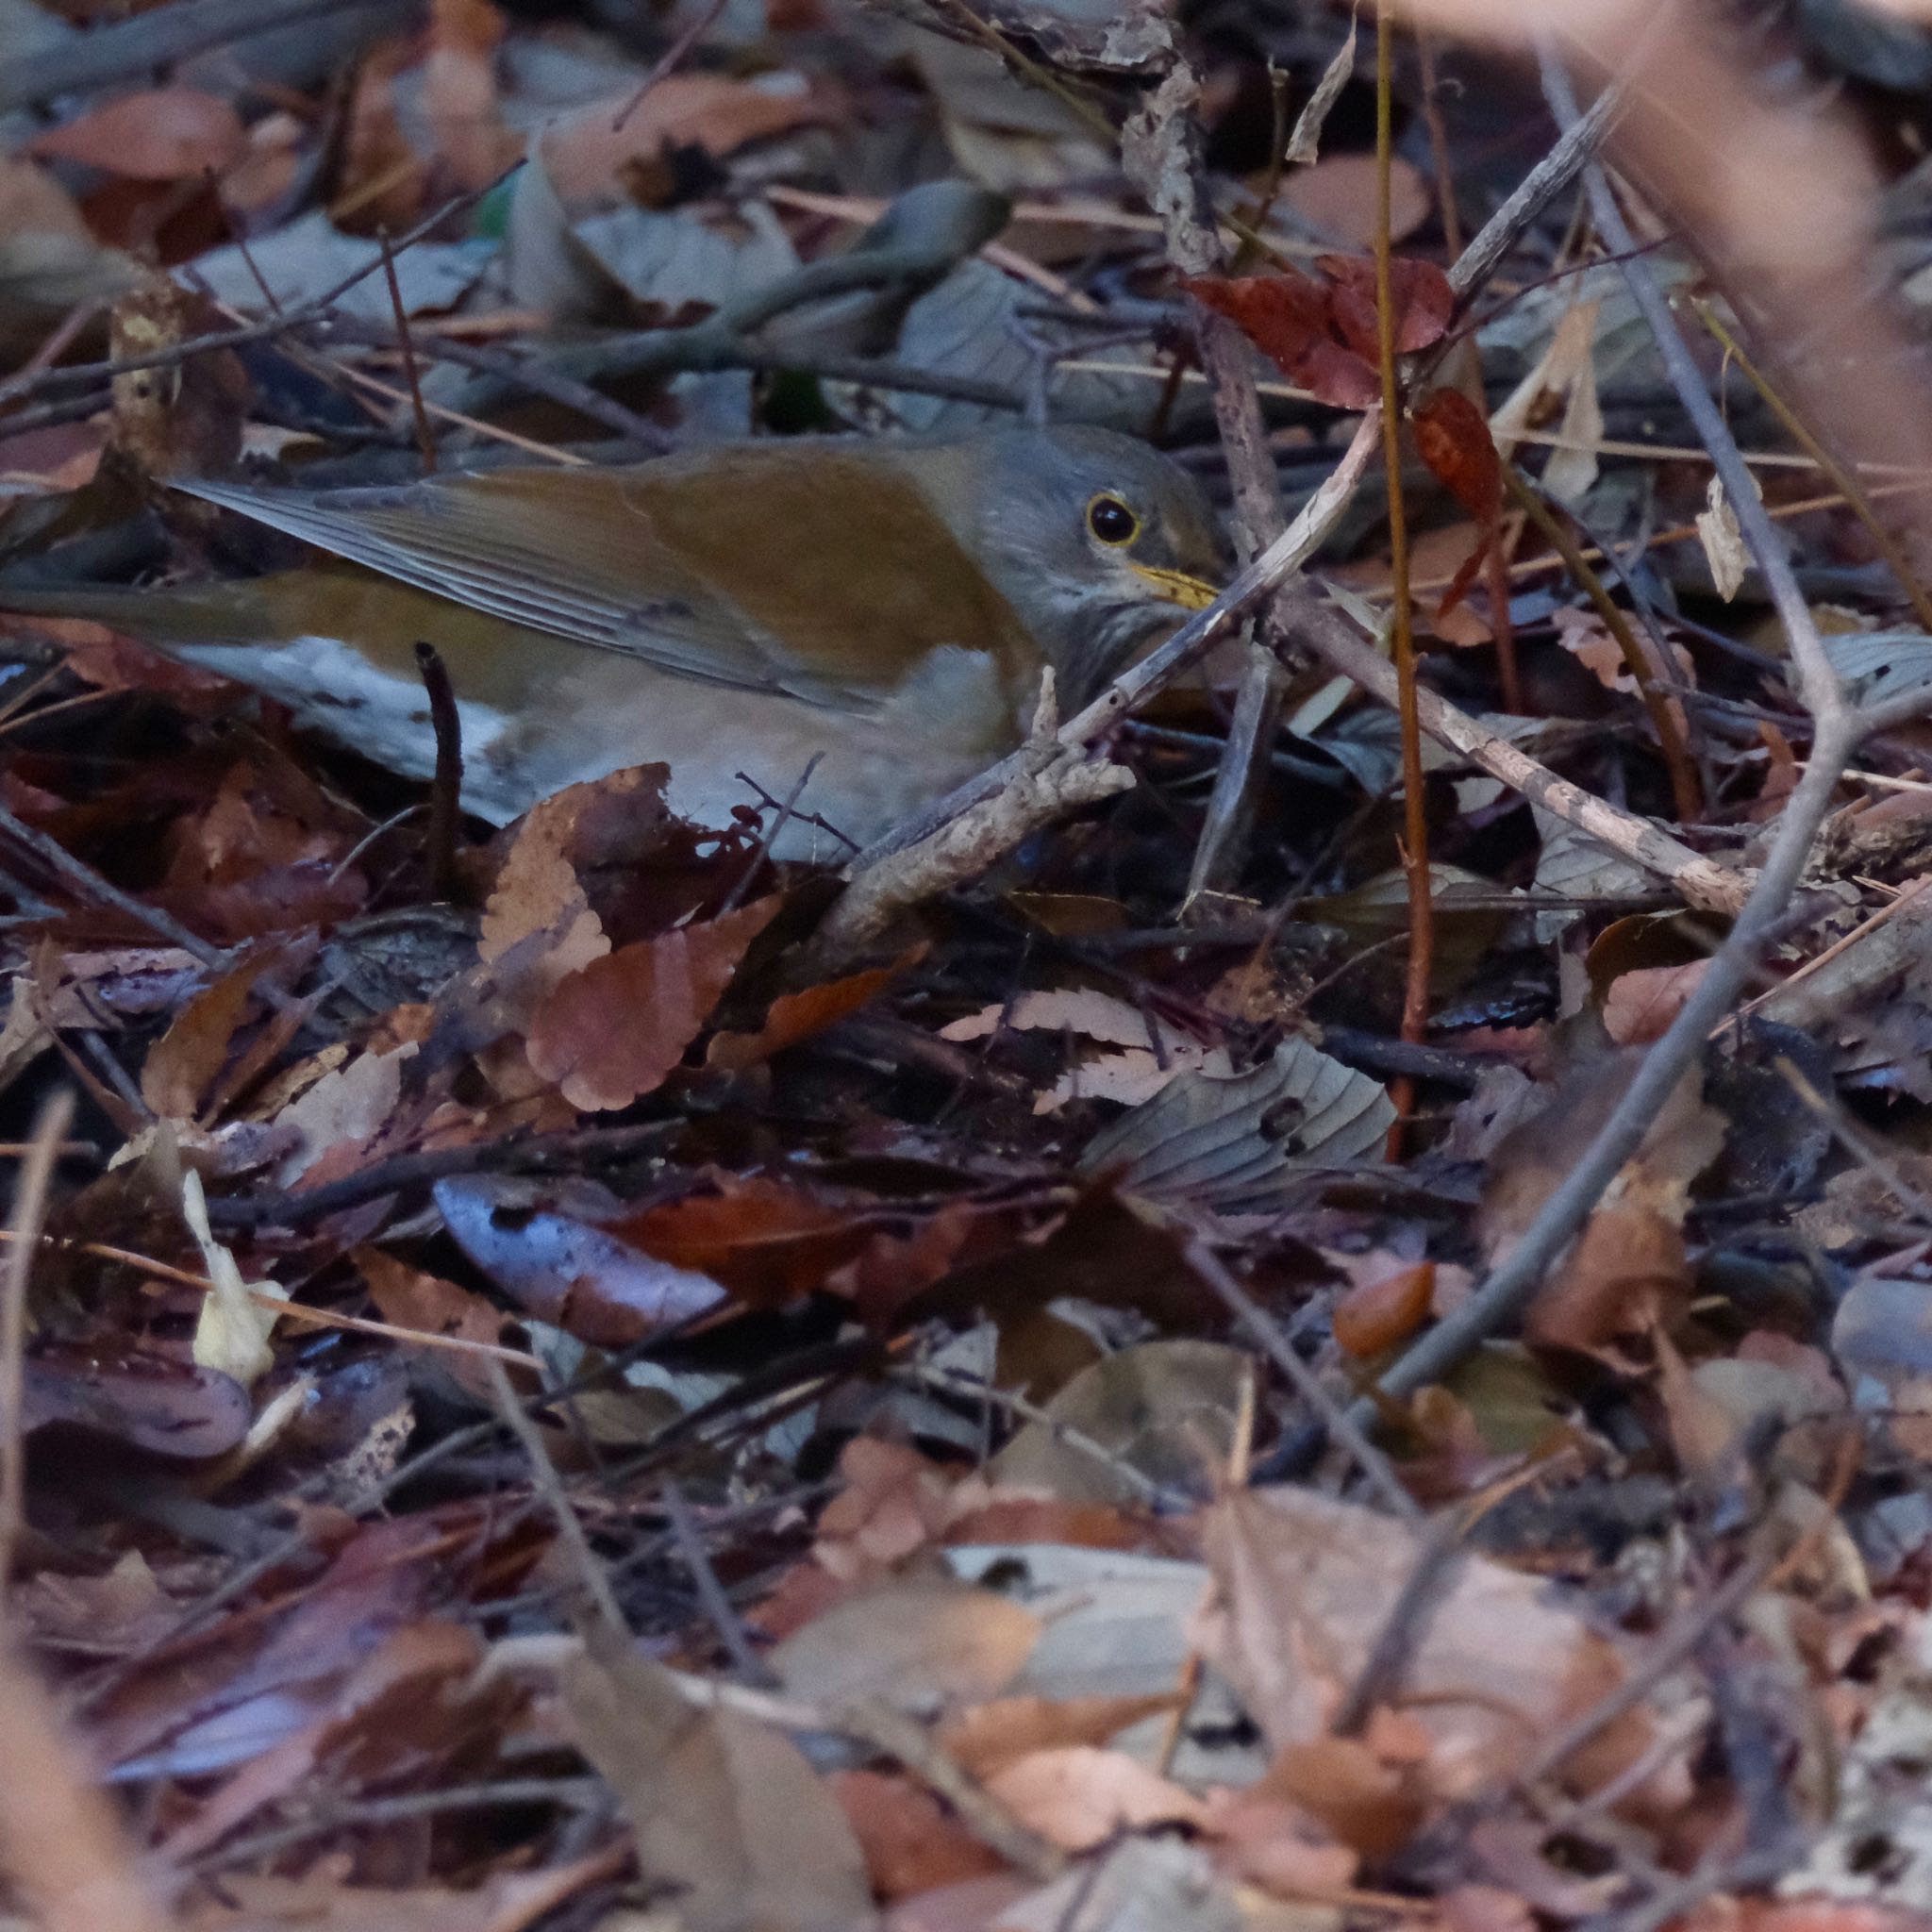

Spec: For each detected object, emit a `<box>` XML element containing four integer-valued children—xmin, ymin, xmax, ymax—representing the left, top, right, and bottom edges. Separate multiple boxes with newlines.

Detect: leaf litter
<box><xmin>3</xmin><ymin>3</ymin><xmax>1932</xmax><ymax>1931</ymax></box>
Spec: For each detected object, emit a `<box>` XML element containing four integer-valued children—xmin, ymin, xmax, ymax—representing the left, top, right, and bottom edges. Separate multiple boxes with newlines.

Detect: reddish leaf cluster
<box><xmin>1183</xmin><ymin>255</ymin><xmax>1455</xmax><ymax>408</ymax></box>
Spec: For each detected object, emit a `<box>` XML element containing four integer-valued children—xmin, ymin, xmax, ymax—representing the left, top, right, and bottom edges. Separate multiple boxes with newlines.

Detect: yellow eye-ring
<box><xmin>1086</xmin><ymin>493</ymin><xmax>1140</xmax><ymax>545</ymax></box>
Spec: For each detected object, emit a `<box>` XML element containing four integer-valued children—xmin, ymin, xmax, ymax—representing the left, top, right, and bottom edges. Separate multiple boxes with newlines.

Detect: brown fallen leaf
<box><xmin>30</xmin><ymin>89</ymin><xmax>244</xmax><ymax>181</ymax></box>
<box><xmin>1333</xmin><ymin>1261</ymin><xmax>1436</xmax><ymax>1358</ymax></box>
<box><xmin>1479</xmin><ymin>1058</ymin><xmax>1724</xmax><ymax>1358</ymax></box>
<box><xmin>1196</xmin><ymin>1485</ymin><xmax>1685</xmax><ymax>1811</ymax></box>
<box><xmin>1257</xmin><ymin>1733</ymin><xmax>1424</xmax><ymax>1860</ymax></box>
<box><xmin>538</xmin><ymin>77</ymin><xmax>832</xmax><ymax>206</ymax></box>
<box><xmin>988</xmin><ymin>1339</ymin><xmax>1249</xmax><ymax>1506</ymax></box>
<box><xmin>771</xmin><ymin>1579</ymin><xmax>1041</xmax><ymax>1714</ymax></box>
<box><xmin>708</xmin><ymin>944</ymin><xmax>924</xmax><ymax>1071</ymax></box>
<box><xmin>525</xmin><ymin>896</ymin><xmax>780</xmax><ymax>1110</ymax></box>
<box><xmin>563</xmin><ymin>1631</ymin><xmax>876</xmax><ymax>1932</ymax></box>
<box><xmin>614</xmin><ymin>1174</ymin><xmax>870</xmax><ymax>1306</ymax></box>
<box><xmin>357</xmin><ymin>1247</ymin><xmax>508</xmax><ymax>1406</ymax></box>
<box><xmin>180</xmin><ymin>1848</ymin><xmax>625</xmax><ymax>1932</ymax></box>
<box><xmin>829</xmin><ymin>1769</ymin><xmax>1009</xmax><ymax>1901</ymax></box>
<box><xmin>983</xmin><ymin>1745</ymin><xmax>1206</xmax><ymax>1852</ymax></box>
<box><xmin>1601</xmin><ymin>960</ymin><xmax>1712</xmax><ymax>1045</ymax></box>
<box><xmin>1184</xmin><ymin>256</ymin><xmax>1453</xmax><ymax>411</ymax></box>
<box><xmin>139</xmin><ymin>951</ymin><xmax>271</xmax><ymax>1123</ymax></box>
<box><xmin>938</xmin><ymin>1694</ymin><xmax>1179</xmax><ymax>1783</ymax></box>
<box><xmin>160</xmin><ymin>1620</ymin><xmax>497</xmax><ymax>1862</ymax></box>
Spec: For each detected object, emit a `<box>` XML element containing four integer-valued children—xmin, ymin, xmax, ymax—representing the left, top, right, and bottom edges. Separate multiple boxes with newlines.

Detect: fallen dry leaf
<box><xmin>30</xmin><ymin>89</ymin><xmax>244</xmax><ymax>181</ymax></box>
<box><xmin>770</xmin><ymin>1578</ymin><xmax>1041</xmax><ymax>1713</ymax></box>
<box><xmin>984</xmin><ymin>1746</ymin><xmax>1206</xmax><ymax>1852</ymax></box>
<box><xmin>538</xmin><ymin>77</ymin><xmax>830</xmax><ymax>206</ymax></box>
<box><xmin>708</xmin><ymin>943</ymin><xmax>923</xmax><ymax>1070</ymax></box>
<box><xmin>830</xmin><ymin>1769</ymin><xmax>1009</xmax><ymax>1901</ymax></box>
<box><xmin>1196</xmin><ymin>1485</ymin><xmax>1683</xmax><ymax>1809</ymax></box>
<box><xmin>1602</xmin><ymin>960</ymin><xmax>1712</xmax><ymax>1045</ymax></box>
<box><xmin>525</xmin><ymin>896</ymin><xmax>780</xmax><ymax>1108</ymax></box>
<box><xmin>564</xmin><ymin>1632</ymin><xmax>876</xmax><ymax>1932</ymax></box>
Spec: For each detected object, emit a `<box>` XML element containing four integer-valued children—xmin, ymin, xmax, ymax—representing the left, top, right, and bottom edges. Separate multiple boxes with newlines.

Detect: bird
<box><xmin>0</xmin><ymin>426</ymin><xmax>1225</xmax><ymax>860</ymax></box>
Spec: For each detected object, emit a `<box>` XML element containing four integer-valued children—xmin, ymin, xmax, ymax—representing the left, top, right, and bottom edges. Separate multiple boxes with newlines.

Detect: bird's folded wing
<box><xmin>177</xmin><ymin>466</ymin><xmax>873</xmax><ymax>708</ymax></box>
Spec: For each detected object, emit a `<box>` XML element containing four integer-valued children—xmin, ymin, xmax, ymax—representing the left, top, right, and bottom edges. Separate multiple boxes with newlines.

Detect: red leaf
<box><xmin>526</xmin><ymin>895</ymin><xmax>779</xmax><ymax>1110</ymax></box>
<box><xmin>30</xmin><ymin>88</ymin><xmax>243</xmax><ymax>181</ymax></box>
<box><xmin>1182</xmin><ymin>270</ymin><xmax>1381</xmax><ymax>410</ymax></box>
<box><xmin>1410</xmin><ymin>388</ymin><xmax>1500</xmax><ymax>524</ymax></box>
<box><xmin>1183</xmin><ymin>256</ymin><xmax>1454</xmax><ymax>413</ymax></box>
<box><xmin>707</xmin><ymin>942</ymin><xmax>924</xmax><ymax>1072</ymax></box>
<box><xmin>1410</xmin><ymin>387</ymin><xmax>1502</xmax><ymax>622</ymax></box>
<box><xmin>1317</xmin><ymin>255</ymin><xmax>1454</xmax><ymax>358</ymax></box>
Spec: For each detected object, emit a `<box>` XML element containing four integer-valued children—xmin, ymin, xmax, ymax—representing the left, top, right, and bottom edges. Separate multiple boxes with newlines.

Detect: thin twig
<box><xmin>1330</xmin><ymin>1510</ymin><xmax>1467</xmax><ymax>1737</ymax></box>
<box><xmin>1693</xmin><ymin>297</ymin><xmax>1932</xmax><ymax>639</ymax></box>
<box><xmin>0</xmin><ymin>1091</ymin><xmax>71</xmax><ymax>1586</ymax></box>
<box><xmin>487</xmin><ymin>1358</ymin><xmax>628</xmax><ymax>1637</ymax></box>
<box><xmin>330</xmin><ymin>318</ymin><xmax>669</xmax><ymax>450</ymax></box>
<box><xmin>1267</xmin><ymin>585</ymin><xmax>1752</xmax><ymax>915</ymax></box>
<box><xmin>414</xmin><ymin>641</ymin><xmax>464</xmax><ymax>902</ymax></box>
<box><xmin>0</xmin><ymin>802</ymin><xmax>221</xmax><ymax>966</ymax></box>
<box><xmin>379</xmin><ymin>230</ymin><xmax>438</xmax><ymax>475</ymax></box>
<box><xmin>1441</xmin><ymin>68</ymin><xmax>1625</xmax><ymax>307</ymax></box>
<box><xmin>1502</xmin><ymin>461</ymin><xmax>1702</xmax><ymax>821</ymax></box>
<box><xmin>1514</xmin><ymin>1538</ymin><xmax>1781</xmax><ymax>1792</ymax></box>
<box><xmin>613</xmin><ymin>0</ymin><xmax>733</xmax><ymax>129</ymax></box>
<box><xmin>1543</xmin><ymin>55</ymin><xmax>1844</xmax><ymax>724</ymax></box>
<box><xmin>1186</xmin><ymin>1241</ymin><xmax>1422</xmax><ymax>1524</ymax></box>
<box><xmin>660</xmin><ymin>1480</ymin><xmax>772</xmax><ymax>1684</ymax></box>
<box><xmin>192</xmin><ymin>1777</ymin><xmax>608</xmax><ymax>1875</ymax></box>
<box><xmin>847</xmin><ymin>414</ymin><xmax>1380</xmax><ymax>874</ymax></box>
<box><xmin>482</xmin><ymin>1643</ymin><xmax>1066</xmax><ymax>1884</ymax></box>
<box><xmin>1374</xmin><ymin>0</ymin><xmax>1433</xmax><ymax>1148</ymax></box>
<box><xmin>1343</xmin><ymin>49</ymin><xmax>1870</xmax><ymax>1415</ymax></box>
<box><xmin>203</xmin><ymin>1120</ymin><xmax>677</xmax><ymax>1228</ymax></box>
<box><xmin>0</xmin><ymin>184</ymin><xmax>510</xmax><ymax>417</ymax></box>
<box><xmin>1121</xmin><ymin>62</ymin><xmax>1288</xmax><ymax>907</ymax></box>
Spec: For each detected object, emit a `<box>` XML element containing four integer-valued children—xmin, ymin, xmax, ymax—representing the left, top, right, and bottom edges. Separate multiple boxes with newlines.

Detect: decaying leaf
<box><xmin>563</xmin><ymin>1633</ymin><xmax>876</xmax><ymax>1932</ymax></box>
<box><xmin>1491</xmin><ymin>297</ymin><xmax>1605</xmax><ymax>503</ymax></box>
<box><xmin>769</xmin><ymin>1578</ymin><xmax>1041</xmax><ymax>1713</ymax></box>
<box><xmin>1696</xmin><ymin>473</ymin><xmax>1753</xmax><ymax>601</ymax></box>
<box><xmin>1081</xmin><ymin>1037</ymin><xmax>1393</xmax><ymax>1208</ymax></box>
<box><xmin>1184</xmin><ymin>256</ymin><xmax>1452</xmax><ymax>409</ymax></box>
<box><xmin>943</xmin><ymin>988</ymin><xmax>1230</xmax><ymax>1111</ymax></box>
<box><xmin>435</xmin><ymin>1175</ymin><xmax>726</xmax><ymax>1346</ymax></box>
<box><xmin>709</xmin><ymin>944</ymin><xmax>923</xmax><ymax>1071</ymax></box>
<box><xmin>1479</xmin><ymin>1059</ymin><xmax>1725</xmax><ymax>1357</ymax></box>
<box><xmin>1197</xmin><ymin>1485</ymin><xmax>1686</xmax><ymax>1811</ymax></box>
<box><xmin>990</xmin><ymin>1340</ymin><xmax>1250</xmax><ymax>1505</ymax></box>
<box><xmin>184</xmin><ymin>1169</ymin><xmax>283</xmax><ymax>1387</ymax></box>
<box><xmin>525</xmin><ymin>896</ymin><xmax>779</xmax><ymax>1109</ymax></box>
<box><xmin>1410</xmin><ymin>387</ymin><xmax>1502</xmax><ymax>620</ymax></box>
<box><xmin>985</xmin><ymin>1745</ymin><xmax>1206</xmax><ymax>1851</ymax></box>
<box><xmin>29</xmin><ymin>89</ymin><xmax>243</xmax><ymax>181</ymax></box>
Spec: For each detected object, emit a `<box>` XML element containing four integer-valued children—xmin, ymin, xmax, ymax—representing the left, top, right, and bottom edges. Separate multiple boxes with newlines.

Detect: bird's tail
<box><xmin>0</xmin><ymin>576</ymin><xmax>275</xmax><ymax>651</ymax></box>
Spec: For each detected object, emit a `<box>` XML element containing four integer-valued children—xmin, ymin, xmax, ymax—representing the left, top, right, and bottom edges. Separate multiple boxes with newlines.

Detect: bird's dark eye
<box><xmin>1086</xmin><ymin>493</ymin><xmax>1140</xmax><ymax>545</ymax></box>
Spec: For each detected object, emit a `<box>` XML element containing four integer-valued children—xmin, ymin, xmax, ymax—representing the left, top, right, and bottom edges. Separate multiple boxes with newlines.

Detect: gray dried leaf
<box><xmin>1824</xmin><ymin>629</ymin><xmax>1932</xmax><ymax>709</ymax></box>
<box><xmin>1081</xmin><ymin>1037</ymin><xmax>1392</xmax><ymax>1208</ymax></box>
